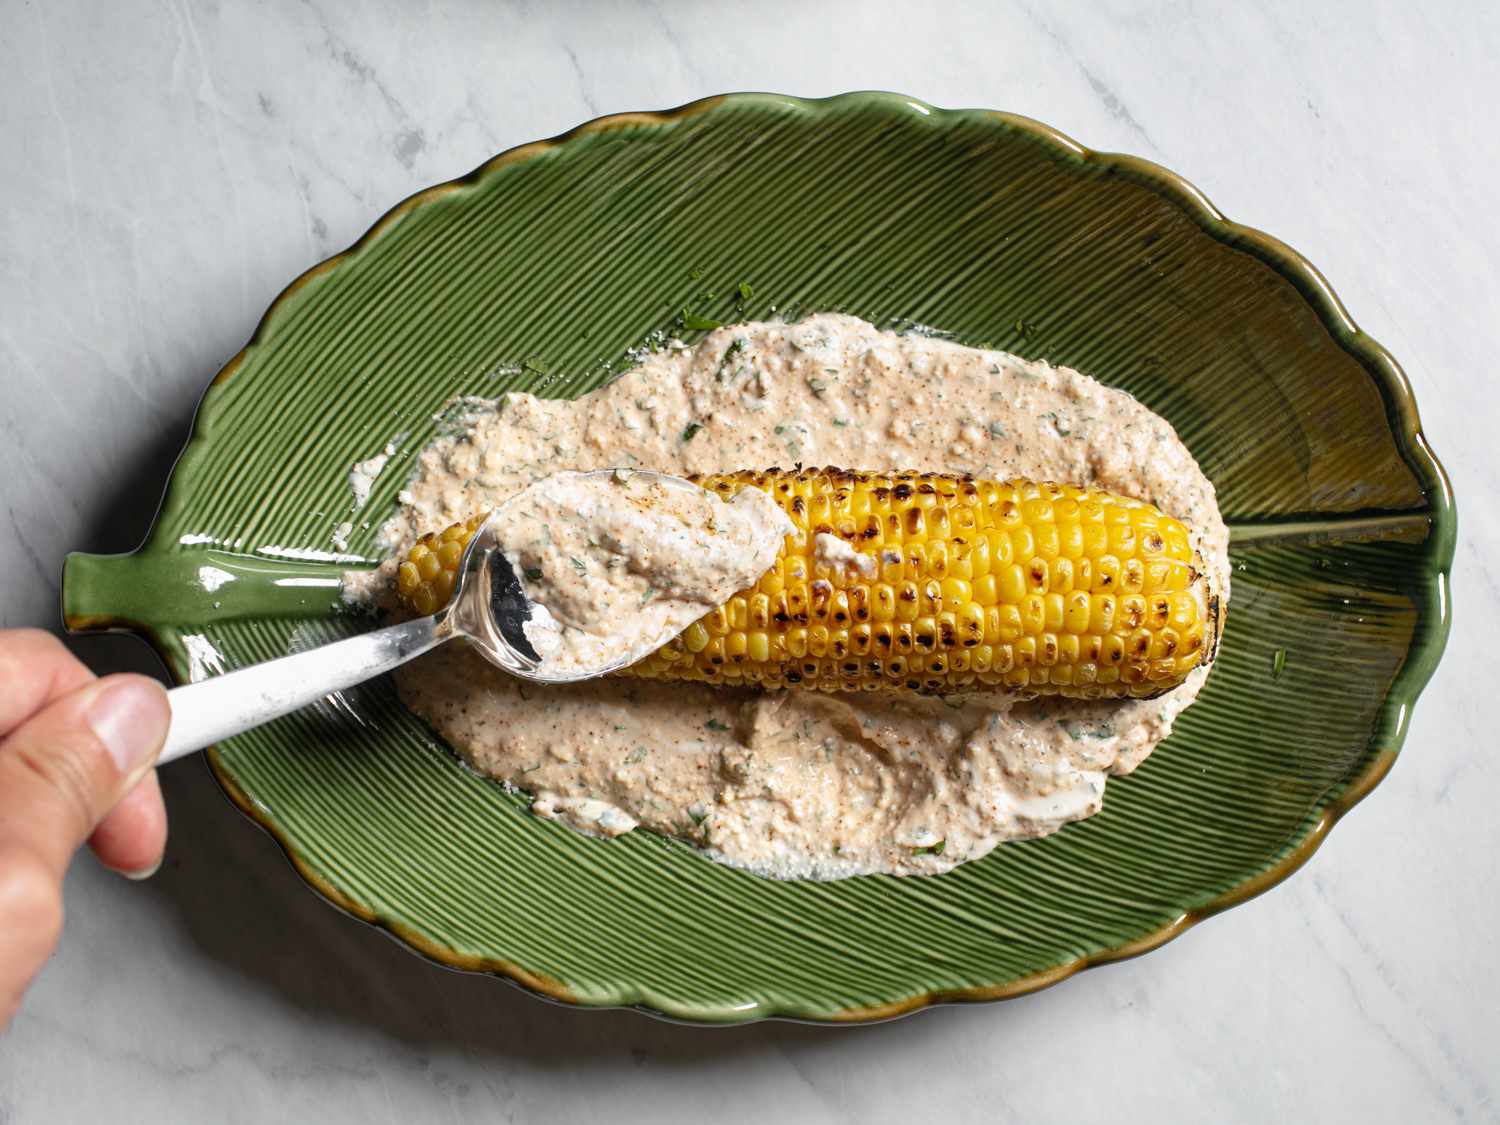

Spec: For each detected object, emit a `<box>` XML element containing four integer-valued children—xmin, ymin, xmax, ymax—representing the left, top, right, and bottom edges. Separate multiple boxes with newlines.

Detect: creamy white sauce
<box><xmin>336</xmin><ymin>437</ymin><xmax>404</xmax><ymax>550</ymax></box>
<box><xmin>490</xmin><ymin>471</ymin><xmax>790</xmax><ymax>678</ymax></box>
<box><xmin>345</xmin><ymin>314</ymin><xmax>1230</xmax><ymax>879</ymax></box>
<box><xmin>812</xmin><ymin>531</ymin><xmax>878</xmax><ymax>579</ymax></box>
<box><xmin>348</xmin><ymin>448</ymin><xmax>393</xmax><ymax>509</ymax></box>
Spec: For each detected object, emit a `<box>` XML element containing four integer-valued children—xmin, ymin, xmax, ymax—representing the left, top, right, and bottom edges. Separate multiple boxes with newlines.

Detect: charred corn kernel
<box><xmin>957</xmin><ymin>602</ymin><xmax>985</xmax><ymax>644</ymax></box>
<box><xmin>1022</xmin><ymin>593</ymin><xmax>1047</xmax><ymax>635</ymax></box>
<box><xmin>1089</xmin><ymin>593</ymin><xmax>1116</xmax><ymax>634</ymax></box>
<box><xmin>396</xmin><ymin>470</ymin><xmax>1221</xmax><ymax>699</ymax></box>
<box><xmin>1095</xmin><ymin>555</ymin><xmax>1121</xmax><ymax>592</ymax></box>
<box><xmin>747</xmin><ymin>593</ymin><xmax>771</xmax><ymax>629</ymax></box>
<box><xmin>851</xmin><ymin>623</ymin><xmax>872</xmax><ymax>655</ymax></box>
<box><xmin>895</xmin><ymin>581</ymin><xmax>920</xmax><ymax>622</ymax></box>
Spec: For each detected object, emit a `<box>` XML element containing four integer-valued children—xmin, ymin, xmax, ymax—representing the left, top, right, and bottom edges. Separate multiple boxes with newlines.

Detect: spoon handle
<box><xmin>157</xmin><ymin>615</ymin><xmax>446</xmax><ymax>765</ymax></box>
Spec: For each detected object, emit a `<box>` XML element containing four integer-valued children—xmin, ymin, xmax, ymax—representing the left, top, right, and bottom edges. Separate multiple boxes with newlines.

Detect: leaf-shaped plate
<box><xmin>63</xmin><ymin>93</ymin><xmax>1454</xmax><ymax>1023</ymax></box>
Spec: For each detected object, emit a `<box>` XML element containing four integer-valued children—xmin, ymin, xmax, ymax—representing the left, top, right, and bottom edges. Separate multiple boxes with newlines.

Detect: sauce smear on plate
<box><xmin>346</xmin><ymin>314</ymin><xmax>1230</xmax><ymax>878</ymax></box>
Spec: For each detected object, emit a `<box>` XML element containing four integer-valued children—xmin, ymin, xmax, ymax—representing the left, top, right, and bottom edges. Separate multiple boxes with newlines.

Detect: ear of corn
<box><xmin>395</xmin><ymin>469</ymin><xmax>1220</xmax><ymax>699</ymax></box>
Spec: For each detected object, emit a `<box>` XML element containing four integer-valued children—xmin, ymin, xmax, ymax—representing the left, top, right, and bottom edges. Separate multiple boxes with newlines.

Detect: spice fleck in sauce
<box><xmin>345</xmin><ymin>315</ymin><xmax>1229</xmax><ymax>878</ymax></box>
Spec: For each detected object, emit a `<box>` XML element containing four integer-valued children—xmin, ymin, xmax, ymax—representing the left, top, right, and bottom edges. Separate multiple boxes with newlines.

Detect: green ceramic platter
<box><xmin>63</xmin><ymin>93</ymin><xmax>1454</xmax><ymax>1024</ymax></box>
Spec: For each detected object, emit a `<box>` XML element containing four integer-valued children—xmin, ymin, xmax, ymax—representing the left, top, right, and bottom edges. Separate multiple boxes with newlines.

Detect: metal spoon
<box><xmin>157</xmin><ymin>469</ymin><xmax>701</xmax><ymax>765</ymax></box>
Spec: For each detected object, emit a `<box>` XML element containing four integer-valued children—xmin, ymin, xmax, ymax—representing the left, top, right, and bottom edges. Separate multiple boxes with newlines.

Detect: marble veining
<box><xmin>0</xmin><ymin>1</ymin><xmax>1495</xmax><ymax>1122</ymax></box>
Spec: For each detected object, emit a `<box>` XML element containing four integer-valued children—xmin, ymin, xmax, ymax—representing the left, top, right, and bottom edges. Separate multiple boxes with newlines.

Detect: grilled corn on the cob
<box><xmin>396</xmin><ymin>469</ymin><xmax>1220</xmax><ymax>699</ymax></box>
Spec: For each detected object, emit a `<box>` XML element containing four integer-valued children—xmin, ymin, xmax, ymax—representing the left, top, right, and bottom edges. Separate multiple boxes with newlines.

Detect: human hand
<box><xmin>0</xmin><ymin>629</ymin><xmax>169</xmax><ymax>1027</ymax></box>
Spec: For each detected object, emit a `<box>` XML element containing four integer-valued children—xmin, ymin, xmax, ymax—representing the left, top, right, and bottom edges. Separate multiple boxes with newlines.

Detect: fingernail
<box><xmin>113</xmin><ymin>858</ymin><xmax>162</xmax><ymax>882</ymax></box>
<box><xmin>87</xmin><ymin>679</ymin><xmax>169</xmax><ymax>776</ymax></box>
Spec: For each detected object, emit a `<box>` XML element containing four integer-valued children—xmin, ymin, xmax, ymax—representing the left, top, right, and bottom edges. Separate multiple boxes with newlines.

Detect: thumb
<box><xmin>0</xmin><ymin>675</ymin><xmax>169</xmax><ymax>880</ymax></box>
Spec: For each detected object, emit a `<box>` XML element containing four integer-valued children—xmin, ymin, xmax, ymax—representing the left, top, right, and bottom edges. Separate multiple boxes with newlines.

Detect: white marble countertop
<box><xmin>1</xmin><ymin>1</ymin><xmax>1494</xmax><ymax>1121</ymax></box>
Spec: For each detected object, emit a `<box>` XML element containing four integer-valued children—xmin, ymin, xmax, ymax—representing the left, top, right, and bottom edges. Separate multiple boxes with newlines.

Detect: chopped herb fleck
<box><xmin>714</xmin><ymin>338</ymin><xmax>745</xmax><ymax>381</ymax></box>
<box><xmin>624</xmin><ymin>747</ymin><xmax>648</xmax><ymax>765</ymax></box>
<box><xmin>705</xmin><ymin>718</ymin><xmax>730</xmax><ymax>732</ymax></box>
<box><xmin>681</xmin><ymin>421</ymin><xmax>703</xmax><ymax>442</ymax></box>
<box><xmin>518</xmin><ymin>763</ymin><xmax>542</xmax><ymax>775</ymax></box>
<box><xmin>569</xmin><ymin>557</ymin><xmax>586</xmax><ymax>572</ymax></box>
<box><xmin>679</xmin><ymin>309</ymin><xmax>723</xmax><ymax>331</ymax></box>
<box><xmin>523</xmin><ymin>566</ymin><xmax>543</xmax><ymax>581</ymax></box>
<box><xmin>689</xmin><ymin>267</ymin><xmax>704</xmax><ymax>280</ymax></box>
<box><xmin>523</xmin><ymin>354</ymin><xmax>550</xmax><ymax>375</ymax></box>
<box><xmin>1041</xmin><ymin>411</ymin><xmax>1071</xmax><ymax>436</ymax></box>
<box><xmin>912</xmin><ymin>840</ymin><xmax>947</xmax><ymax>856</ymax></box>
<box><xmin>737</xmin><ymin>280</ymin><xmax>754</xmax><ymax>303</ymax></box>
<box><xmin>1060</xmin><ymin>719</ymin><xmax>1114</xmax><ymax>740</ymax></box>
<box><xmin>1271</xmin><ymin>648</ymin><xmax>1287</xmax><ymax>680</ymax></box>
<box><xmin>832</xmin><ymin>418</ymin><xmax>850</xmax><ymax>427</ymax></box>
<box><xmin>639</xmin><ymin>586</ymin><xmax>656</xmax><ymax>606</ymax></box>
<box><xmin>988</xmin><ymin>420</ymin><xmax>1007</xmax><ymax>439</ymax></box>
